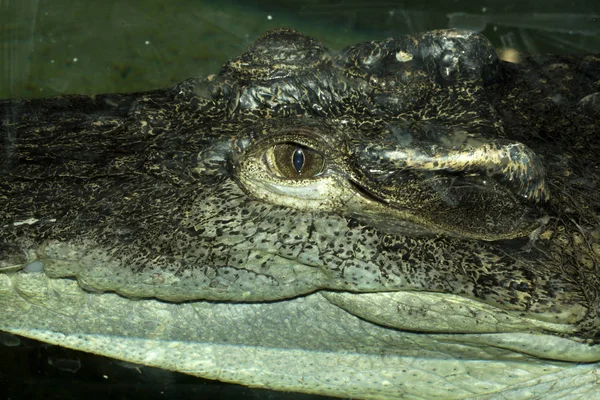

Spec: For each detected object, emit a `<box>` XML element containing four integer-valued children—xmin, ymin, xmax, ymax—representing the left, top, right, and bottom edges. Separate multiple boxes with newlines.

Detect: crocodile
<box><xmin>1</xmin><ymin>28</ymin><xmax>599</xmax><ymax>399</ymax></box>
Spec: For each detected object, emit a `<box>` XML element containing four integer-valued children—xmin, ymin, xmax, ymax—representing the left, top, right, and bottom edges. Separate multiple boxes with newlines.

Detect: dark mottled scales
<box><xmin>1</xmin><ymin>29</ymin><xmax>599</xmax><ymax>340</ymax></box>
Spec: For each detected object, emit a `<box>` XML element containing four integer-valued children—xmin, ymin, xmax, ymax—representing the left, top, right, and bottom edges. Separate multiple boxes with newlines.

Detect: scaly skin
<box><xmin>1</xmin><ymin>29</ymin><xmax>599</xmax><ymax>398</ymax></box>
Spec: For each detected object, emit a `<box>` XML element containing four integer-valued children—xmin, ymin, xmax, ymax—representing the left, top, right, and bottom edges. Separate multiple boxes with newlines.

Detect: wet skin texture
<box><xmin>1</xmin><ymin>29</ymin><xmax>600</xmax><ymax>398</ymax></box>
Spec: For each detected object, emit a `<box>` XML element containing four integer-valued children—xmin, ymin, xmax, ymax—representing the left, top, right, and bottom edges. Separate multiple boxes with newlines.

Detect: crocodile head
<box><xmin>1</xmin><ymin>29</ymin><xmax>599</xmax><ymax>398</ymax></box>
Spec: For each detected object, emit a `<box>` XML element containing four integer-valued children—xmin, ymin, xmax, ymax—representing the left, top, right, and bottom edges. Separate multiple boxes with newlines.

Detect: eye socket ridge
<box><xmin>264</xmin><ymin>142</ymin><xmax>327</xmax><ymax>180</ymax></box>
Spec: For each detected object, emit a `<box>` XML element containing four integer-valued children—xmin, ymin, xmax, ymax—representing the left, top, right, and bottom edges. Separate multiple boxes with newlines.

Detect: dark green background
<box><xmin>1</xmin><ymin>0</ymin><xmax>598</xmax><ymax>99</ymax></box>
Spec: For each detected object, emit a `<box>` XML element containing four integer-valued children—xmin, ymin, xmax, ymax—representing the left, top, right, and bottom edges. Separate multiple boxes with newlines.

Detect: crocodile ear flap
<box><xmin>352</xmin><ymin>122</ymin><xmax>549</xmax><ymax>203</ymax></box>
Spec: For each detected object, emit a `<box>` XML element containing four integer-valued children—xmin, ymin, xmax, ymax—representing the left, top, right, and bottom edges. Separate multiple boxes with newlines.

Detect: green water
<box><xmin>1</xmin><ymin>0</ymin><xmax>598</xmax><ymax>99</ymax></box>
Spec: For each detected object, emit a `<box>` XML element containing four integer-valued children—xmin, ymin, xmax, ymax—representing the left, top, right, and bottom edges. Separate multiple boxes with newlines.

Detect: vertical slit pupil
<box><xmin>293</xmin><ymin>147</ymin><xmax>305</xmax><ymax>174</ymax></box>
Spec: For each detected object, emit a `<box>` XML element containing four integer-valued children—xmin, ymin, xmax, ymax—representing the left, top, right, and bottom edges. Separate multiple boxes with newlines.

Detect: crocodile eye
<box><xmin>267</xmin><ymin>143</ymin><xmax>325</xmax><ymax>179</ymax></box>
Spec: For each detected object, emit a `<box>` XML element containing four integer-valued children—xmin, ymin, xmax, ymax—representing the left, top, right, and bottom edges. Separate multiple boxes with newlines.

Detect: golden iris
<box><xmin>267</xmin><ymin>143</ymin><xmax>325</xmax><ymax>179</ymax></box>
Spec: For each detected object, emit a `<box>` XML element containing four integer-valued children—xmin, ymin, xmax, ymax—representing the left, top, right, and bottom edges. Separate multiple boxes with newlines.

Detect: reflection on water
<box><xmin>448</xmin><ymin>12</ymin><xmax>599</xmax><ymax>35</ymax></box>
<box><xmin>0</xmin><ymin>0</ymin><xmax>39</xmax><ymax>98</ymax></box>
<box><xmin>448</xmin><ymin>11</ymin><xmax>600</xmax><ymax>55</ymax></box>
